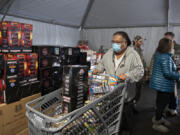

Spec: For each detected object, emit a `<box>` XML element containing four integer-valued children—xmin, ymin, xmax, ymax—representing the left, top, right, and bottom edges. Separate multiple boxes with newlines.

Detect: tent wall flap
<box><xmin>1</xmin><ymin>15</ymin><xmax>80</xmax><ymax>46</ymax></box>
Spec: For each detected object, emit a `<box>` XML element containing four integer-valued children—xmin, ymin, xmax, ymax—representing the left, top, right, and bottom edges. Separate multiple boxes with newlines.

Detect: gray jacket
<box><xmin>96</xmin><ymin>47</ymin><xmax>144</xmax><ymax>82</ymax></box>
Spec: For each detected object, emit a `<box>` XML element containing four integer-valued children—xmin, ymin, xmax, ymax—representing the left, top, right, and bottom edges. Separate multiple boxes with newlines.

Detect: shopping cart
<box><xmin>26</xmin><ymin>81</ymin><xmax>127</xmax><ymax>135</ymax></box>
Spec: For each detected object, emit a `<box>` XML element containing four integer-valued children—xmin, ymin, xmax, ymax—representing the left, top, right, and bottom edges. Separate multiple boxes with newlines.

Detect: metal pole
<box><xmin>1</xmin><ymin>0</ymin><xmax>15</xmax><ymax>22</ymax></box>
<box><xmin>80</xmin><ymin>0</ymin><xmax>95</xmax><ymax>29</ymax></box>
<box><xmin>0</xmin><ymin>0</ymin><xmax>8</xmax><ymax>11</ymax></box>
<box><xmin>167</xmin><ymin>0</ymin><xmax>173</xmax><ymax>32</ymax></box>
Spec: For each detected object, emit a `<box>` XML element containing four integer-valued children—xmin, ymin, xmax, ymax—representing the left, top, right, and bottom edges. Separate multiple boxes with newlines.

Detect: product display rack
<box><xmin>26</xmin><ymin>82</ymin><xmax>127</xmax><ymax>135</ymax></box>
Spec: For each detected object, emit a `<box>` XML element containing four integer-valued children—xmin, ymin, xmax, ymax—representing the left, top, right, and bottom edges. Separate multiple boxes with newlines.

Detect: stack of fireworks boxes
<box><xmin>33</xmin><ymin>46</ymin><xmax>63</xmax><ymax>96</ymax></box>
<box><xmin>61</xmin><ymin>47</ymin><xmax>89</xmax><ymax>113</ymax></box>
<box><xmin>0</xmin><ymin>21</ymin><xmax>40</xmax><ymax>104</ymax></box>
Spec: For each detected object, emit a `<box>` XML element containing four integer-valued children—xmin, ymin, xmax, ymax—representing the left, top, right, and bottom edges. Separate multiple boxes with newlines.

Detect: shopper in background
<box><xmin>150</xmin><ymin>38</ymin><xmax>180</xmax><ymax>133</ymax></box>
<box><xmin>149</xmin><ymin>32</ymin><xmax>178</xmax><ymax>116</ymax></box>
<box><xmin>133</xmin><ymin>35</ymin><xmax>147</xmax><ymax>105</ymax></box>
<box><xmin>77</xmin><ymin>40</ymin><xmax>89</xmax><ymax>50</ymax></box>
<box><xmin>164</xmin><ymin>32</ymin><xmax>179</xmax><ymax>116</ymax></box>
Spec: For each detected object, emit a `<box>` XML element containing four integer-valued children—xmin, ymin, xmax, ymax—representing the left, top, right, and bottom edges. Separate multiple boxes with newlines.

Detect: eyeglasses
<box><xmin>111</xmin><ymin>40</ymin><xmax>126</xmax><ymax>44</ymax></box>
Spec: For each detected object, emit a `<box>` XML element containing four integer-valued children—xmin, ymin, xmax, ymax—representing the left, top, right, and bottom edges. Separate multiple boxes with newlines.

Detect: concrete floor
<box><xmin>132</xmin><ymin>84</ymin><xmax>180</xmax><ymax>135</ymax></box>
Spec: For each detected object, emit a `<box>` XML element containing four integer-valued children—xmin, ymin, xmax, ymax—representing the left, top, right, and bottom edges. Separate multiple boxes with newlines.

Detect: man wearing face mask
<box><xmin>132</xmin><ymin>35</ymin><xmax>147</xmax><ymax>106</ymax></box>
<box><xmin>93</xmin><ymin>31</ymin><xmax>144</xmax><ymax>98</ymax></box>
<box><xmin>93</xmin><ymin>31</ymin><xmax>144</xmax><ymax>133</ymax></box>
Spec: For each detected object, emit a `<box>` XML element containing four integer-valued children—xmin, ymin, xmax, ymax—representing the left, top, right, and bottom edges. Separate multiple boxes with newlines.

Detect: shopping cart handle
<box><xmin>119</xmin><ymin>79</ymin><xmax>125</xmax><ymax>83</ymax></box>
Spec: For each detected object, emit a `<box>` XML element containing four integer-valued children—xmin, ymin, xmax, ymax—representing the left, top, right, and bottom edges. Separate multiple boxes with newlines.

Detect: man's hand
<box><xmin>118</xmin><ymin>74</ymin><xmax>127</xmax><ymax>80</ymax></box>
<box><xmin>93</xmin><ymin>69</ymin><xmax>100</xmax><ymax>75</ymax></box>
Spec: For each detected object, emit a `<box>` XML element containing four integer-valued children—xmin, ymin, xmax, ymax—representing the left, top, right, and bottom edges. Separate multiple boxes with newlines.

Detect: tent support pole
<box><xmin>0</xmin><ymin>0</ymin><xmax>9</xmax><ymax>11</ymax></box>
<box><xmin>80</xmin><ymin>0</ymin><xmax>94</xmax><ymax>30</ymax></box>
<box><xmin>1</xmin><ymin>0</ymin><xmax>15</xmax><ymax>22</ymax></box>
<box><xmin>167</xmin><ymin>0</ymin><xmax>172</xmax><ymax>31</ymax></box>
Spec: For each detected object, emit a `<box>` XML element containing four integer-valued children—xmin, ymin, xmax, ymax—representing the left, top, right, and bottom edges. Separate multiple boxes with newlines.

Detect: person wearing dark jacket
<box><xmin>149</xmin><ymin>32</ymin><xmax>179</xmax><ymax>116</ymax></box>
<box><xmin>150</xmin><ymin>38</ymin><xmax>180</xmax><ymax>133</ymax></box>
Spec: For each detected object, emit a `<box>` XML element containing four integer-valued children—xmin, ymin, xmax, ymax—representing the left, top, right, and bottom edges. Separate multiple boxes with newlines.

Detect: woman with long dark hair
<box><xmin>150</xmin><ymin>38</ymin><xmax>180</xmax><ymax>133</ymax></box>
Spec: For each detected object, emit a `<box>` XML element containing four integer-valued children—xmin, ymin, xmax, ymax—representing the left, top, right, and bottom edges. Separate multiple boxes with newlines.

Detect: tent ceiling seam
<box><xmin>1</xmin><ymin>13</ymin><xmax>79</xmax><ymax>28</ymax></box>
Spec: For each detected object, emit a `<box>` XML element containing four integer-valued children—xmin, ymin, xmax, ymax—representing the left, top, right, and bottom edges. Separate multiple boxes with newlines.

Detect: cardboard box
<box><xmin>16</xmin><ymin>128</ymin><xmax>29</xmax><ymax>135</ymax></box>
<box><xmin>0</xmin><ymin>93</ymin><xmax>40</xmax><ymax>135</ymax></box>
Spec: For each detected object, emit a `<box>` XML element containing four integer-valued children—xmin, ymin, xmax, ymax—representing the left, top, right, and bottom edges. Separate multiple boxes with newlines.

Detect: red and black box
<box><xmin>17</xmin><ymin>53</ymin><xmax>28</xmax><ymax>84</ymax></box>
<box><xmin>0</xmin><ymin>54</ymin><xmax>4</xmax><ymax>78</ymax></box>
<box><xmin>4</xmin><ymin>54</ymin><xmax>19</xmax><ymax>76</ymax></box>
<box><xmin>26</xmin><ymin>53</ymin><xmax>38</xmax><ymax>79</ymax></box>
<box><xmin>21</xmin><ymin>23</ymin><xmax>32</xmax><ymax>49</ymax></box>
<box><xmin>0</xmin><ymin>79</ymin><xmax>5</xmax><ymax>104</ymax></box>
<box><xmin>0</xmin><ymin>21</ymin><xmax>21</xmax><ymax>49</ymax></box>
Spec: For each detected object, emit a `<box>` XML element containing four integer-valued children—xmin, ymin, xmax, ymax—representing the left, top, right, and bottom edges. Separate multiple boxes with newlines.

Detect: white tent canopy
<box><xmin>1</xmin><ymin>0</ymin><xmax>180</xmax><ymax>66</ymax></box>
<box><xmin>1</xmin><ymin>0</ymin><xmax>180</xmax><ymax>28</ymax></box>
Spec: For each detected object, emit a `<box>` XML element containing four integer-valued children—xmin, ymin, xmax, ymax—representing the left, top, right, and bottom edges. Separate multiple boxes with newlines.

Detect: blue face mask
<box><xmin>112</xmin><ymin>43</ymin><xmax>122</xmax><ymax>53</ymax></box>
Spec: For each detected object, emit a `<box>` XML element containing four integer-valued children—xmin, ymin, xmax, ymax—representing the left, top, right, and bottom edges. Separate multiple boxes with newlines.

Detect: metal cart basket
<box><xmin>26</xmin><ymin>82</ymin><xmax>127</xmax><ymax>135</ymax></box>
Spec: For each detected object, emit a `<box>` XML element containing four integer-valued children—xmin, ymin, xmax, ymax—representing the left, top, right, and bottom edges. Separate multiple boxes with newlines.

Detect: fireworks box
<box><xmin>78</xmin><ymin>52</ymin><xmax>87</xmax><ymax>65</ymax></box>
<box><xmin>52</xmin><ymin>46</ymin><xmax>60</xmax><ymax>56</ymax></box>
<box><xmin>62</xmin><ymin>65</ymin><xmax>89</xmax><ymax>99</ymax></box>
<box><xmin>59</xmin><ymin>47</ymin><xmax>80</xmax><ymax>65</ymax></box>
<box><xmin>0</xmin><ymin>55</ymin><xmax>4</xmax><ymax>78</ymax></box>
<box><xmin>26</xmin><ymin>53</ymin><xmax>38</xmax><ymax>79</ymax></box>
<box><xmin>21</xmin><ymin>78</ymin><xmax>40</xmax><ymax>98</ymax></box>
<box><xmin>4</xmin><ymin>54</ymin><xmax>19</xmax><ymax>77</ymax></box>
<box><xmin>60</xmin><ymin>54</ymin><xmax>79</xmax><ymax>65</ymax></box>
<box><xmin>60</xmin><ymin>47</ymin><xmax>80</xmax><ymax>56</ymax></box>
<box><xmin>39</xmin><ymin>68</ymin><xmax>52</xmax><ymax>79</ymax></box>
<box><xmin>19</xmin><ymin>82</ymin><xmax>30</xmax><ymax>98</ymax></box>
<box><xmin>5</xmin><ymin>75</ymin><xmax>20</xmax><ymax>103</ymax></box>
<box><xmin>0</xmin><ymin>21</ymin><xmax>21</xmax><ymax>51</ymax></box>
<box><xmin>62</xmin><ymin>96</ymin><xmax>85</xmax><ymax>113</ymax></box>
<box><xmin>20</xmin><ymin>79</ymin><xmax>40</xmax><ymax>98</ymax></box>
<box><xmin>39</xmin><ymin>57</ymin><xmax>52</xmax><ymax>68</ymax></box>
<box><xmin>30</xmin><ymin>80</ymin><xmax>40</xmax><ymax>95</ymax></box>
<box><xmin>0</xmin><ymin>79</ymin><xmax>5</xmax><ymax>104</ymax></box>
<box><xmin>21</xmin><ymin>23</ymin><xmax>32</xmax><ymax>50</ymax></box>
<box><xmin>41</xmin><ymin>78</ymin><xmax>54</xmax><ymax>96</ymax></box>
<box><xmin>32</xmin><ymin>46</ymin><xmax>53</xmax><ymax>57</ymax></box>
<box><xmin>52</xmin><ymin>67</ymin><xmax>63</xmax><ymax>90</ymax></box>
<box><xmin>17</xmin><ymin>53</ymin><xmax>28</xmax><ymax>84</ymax></box>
